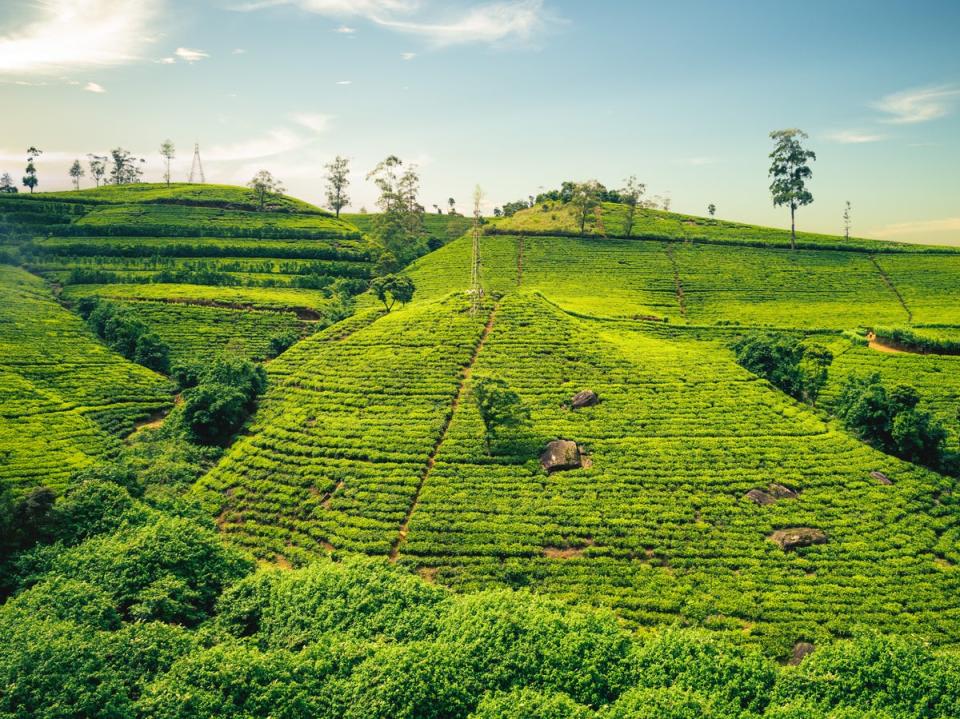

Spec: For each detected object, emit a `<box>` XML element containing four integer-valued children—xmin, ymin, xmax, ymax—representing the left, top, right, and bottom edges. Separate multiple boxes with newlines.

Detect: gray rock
<box><xmin>789</xmin><ymin>642</ymin><xmax>816</xmax><ymax>665</ymax></box>
<box><xmin>870</xmin><ymin>471</ymin><xmax>893</xmax><ymax>485</ymax></box>
<box><xmin>768</xmin><ymin>483</ymin><xmax>798</xmax><ymax>500</ymax></box>
<box><xmin>571</xmin><ymin>390</ymin><xmax>599</xmax><ymax>409</ymax></box>
<box><xmin>540</xmin><ymin>440</ymin><xmax>582</xmax><ymax>473</ymax></box>
<box><xmin>745</xmin><ymin>489</ymin><xmax>775</xmax><ymax>505</ymax></box>
<box><xmin>769</xmin><ymin>527</ymin><xmax>827</xmax><ymax>551</ymax></box>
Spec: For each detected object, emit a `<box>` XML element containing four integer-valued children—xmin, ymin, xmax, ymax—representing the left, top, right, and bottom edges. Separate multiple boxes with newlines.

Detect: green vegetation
<box><xmin>4</xmin><ymin>181</ymin><xmax>960</xmax><ymax>716</ymax></box>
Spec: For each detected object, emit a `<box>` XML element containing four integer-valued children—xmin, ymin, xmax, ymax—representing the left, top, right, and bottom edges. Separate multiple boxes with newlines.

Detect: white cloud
<box><xmin>871</xmin><ymin>217</ymin><xmax>960</xmax><ymax>238</ymax></box>
<box><xmin>234</xmin><ymin>0</ymin><xmax>553</xmax><ymax>46</ymax></box>
<box><xmin>157</xmin><ymin>57</ymin><xmax>176</xmax><ymax>64</ymax></box>
<box><xmin>401</xmin><ymin>51</ymin><xmax>417</xmax><ymax>60</ymax></box>
<box><xmin>291</xmin><ymin>112</ymin><xmax>333</xmax><ymax>133</ymax></box>
<box><xmin>205</xmin><ymin>128</ymin><xmax>309</xmax><ymax>162</ymax></box>
<box><xmin>232</xmin><ymin>48</ymin><xmax>247</xmax><ymax>54</ymax></box>
<box><xmin>825</xmin><ymin>130</ymin><xmax>887</xmax><ymax>144</ymax></box>
<box><xmin>174</xmin><ymin>47</ymin><xmax>209</xmax><ymax>63</ymax></box>
<box><xmin>335</xmin><ymin>26</ymin><xmax>357</xmax><ymax>33</ymax></box>
<box><xmin>0</xmin><ymin>0</ymin><xmax>162</xmax><ymax>76</ymax></box>
<box><xmin>336</xmin><ymin>79</ymin><xmax>352</xmax><ymax>85</ymax></box>
<box><xmin>873</xmin><ymin>85</ymin><xmax>960</xmax><ymax>124</ymax></box>
<box><xmin>84</xmin><ymin>81</ymin><xmax>106</xmax><ymax>93</ymax></box>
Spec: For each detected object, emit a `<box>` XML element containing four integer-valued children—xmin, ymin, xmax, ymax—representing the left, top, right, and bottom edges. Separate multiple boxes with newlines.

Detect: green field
<box><xmin>4</xmin><ymin>183</ymin><xmax>960</xmax><ymax>666</ymax></box>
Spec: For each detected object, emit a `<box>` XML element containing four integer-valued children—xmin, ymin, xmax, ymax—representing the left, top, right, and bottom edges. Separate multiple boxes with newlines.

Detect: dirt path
<box><xmin>870</xmin><ymin>256</ymin><xmax>912</xmax><ymax>323</ymax></box>
<box><xmin>517</xmin><ymin>235</ymin><xmax>525</xmax><ymax>287</ymax></box>
<box><xmin>665</xmin><ymin>244</ymin><xmax>687</xmax><ymax>318</ymax></box>
<box><xmin>867</xmin><ymin>333</ymin><xmax>907</xmax><ymax>354</ymax></box>
<box><xmin>389</xmin><ymin>304</ymin><xmax>499</xmax><ymax>562</ymax></box>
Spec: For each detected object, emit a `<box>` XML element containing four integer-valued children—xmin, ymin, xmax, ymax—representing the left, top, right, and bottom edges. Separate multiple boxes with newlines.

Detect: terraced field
<box><xmin>0</xmin><ymin>266</ymin><xmax>173</xmax><ymax>491</ymax></box>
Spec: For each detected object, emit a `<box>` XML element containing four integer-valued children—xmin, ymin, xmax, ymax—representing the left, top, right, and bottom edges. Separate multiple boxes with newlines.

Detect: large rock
<box><xmin>768</xmin><ymin>483</ymin><xmax>798</xmax><ymax>500</ymax></box>
<box><xmin>744</xmin><ymin>489</ymin><xmax>775</xmax><ymax>506</ymax></box>
<box><xmin>540</xmin><ymin>440</ymin><xmax>582</xmax><ymax>473</ymax></box>
<box><xmin>571</xmin><ymin>390</ymin><xmax>599</xmax><ymax>409</ymax></box>
<box><xmin>870</xmin><ymin>471</ymin><xmax>893</xmax><ymax>486</ymax></box>
<box><xmin>789</xmin><ymin>642</ymin><xmax>816</xmax><ymax>666</ymax></box>
<box><xmin>769</xmin><ymin>527</ymin><xmax>827</xmax><ymax>551</ymax></box>
<box><xmin>745</xmin><ymin>483</ymin><xmax>798</xmax><ymax>505</ymax></box>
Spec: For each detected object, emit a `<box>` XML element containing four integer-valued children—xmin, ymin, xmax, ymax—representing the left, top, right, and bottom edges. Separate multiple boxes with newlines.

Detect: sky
<box><xmin>1</xmin><ymin>0</ymin><xmax>959</xmax><ymax>244</ymax></box>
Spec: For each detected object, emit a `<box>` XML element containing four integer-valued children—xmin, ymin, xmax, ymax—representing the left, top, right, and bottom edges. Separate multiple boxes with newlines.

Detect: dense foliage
<box><xmin>78</xmin><ymin>297</ymin><xmax>172</xmax><ymax>373</ymax></box>
<box><xmin>732</xmin><ymin>333</ymin><xmax>832</xmax><ymax>404</ymax></box>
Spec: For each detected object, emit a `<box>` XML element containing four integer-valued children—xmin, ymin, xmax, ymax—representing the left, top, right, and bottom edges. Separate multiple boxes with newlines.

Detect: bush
<box><xmin>731</xmin><ymin>333</ymin><xmax>832</xmax><ymax>404</ymax></box>
<box><xmin>80</xmin><ymin>298</ymin><xmax>170</xmax><ymax>373</ymax></box>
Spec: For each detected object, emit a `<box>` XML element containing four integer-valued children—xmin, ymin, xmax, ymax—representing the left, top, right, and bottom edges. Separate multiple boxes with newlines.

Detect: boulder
<box><xmin>870</xmin><ymin>471</ymin><xmax>893</xmax><ymax>486</ymax></box>
<box><xmin>769</xmin><ymin>527</ymin><xmax>827</xmax><ymax>551</ymax></box>
<box><xmin>768</xmin><ymin>483</ymin><xmax>798</xmax><ymax>500</ymax></box>
<box><xmin>788</xmin><ymin>642</ymin><xmax>816</xmax><ymax>666</ymax></box>
<box><xmin>571</xmin><ymin>390</ymin><xmax>599</xmax><ymax>409</ymax></box>
<box><xmin>745</xmin><ymin>489</ymin><xmax>775</xmax><ymax>506</ymax></box>
<box><xmin>540</xmin><ymin>440</ymin><xmax>582</xmax><ymax>473</ymax></box>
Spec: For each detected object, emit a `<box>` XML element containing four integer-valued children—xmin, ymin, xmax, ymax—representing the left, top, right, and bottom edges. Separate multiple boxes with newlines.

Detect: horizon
<box><xmin>1</xmin><ymin>0</ymin><xmax>959</xmax><ymax>245</ymax></box>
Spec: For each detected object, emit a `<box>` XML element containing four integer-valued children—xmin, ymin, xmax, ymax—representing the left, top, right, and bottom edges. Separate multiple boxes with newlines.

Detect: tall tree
<box><xmin>0</xmin><ymin>173</ymin><xmax>17</xmax><ymax>193</ymax></box>
<box><xmin>109</xmin><ymin>148</ymin><xmax>144</xmax><ymax>185</ymax></box>
<box><xmin>367</xmin><ymin>156</ymin><xmax>424</xmax><ymax>269</ymax></box>
<box><xmin>323</xmin><ymin>155</ymin><xmax>350</xmax><ymax>218</ymax></box>
<box><xmin>88</xmin><ymin>154</ymin><xmax>107</xmax><ymax>187</ymax></box>
<box><xmin>22</xmin><ymin>146</ymin><xmax>41</xmax><ymax>194</ymax></box>
<box><xmin>843</xmin><ymin>200</ymin><xmax>852</xmax><ymax>241</ymax></box>
<box><xmin>570</xmin><ymin>180</ymin><xmax>602</xmax><ymax>235</ymax></box>
<box><xmin>159</xmin><ymin>140</ymin><xmax>176</xmax><ymax>187</ymax></box>
<box><xmin>619</xmin><ymin>175</ymin><xmax>645</xmax><ymax>237</ymax></box>
<box><xmin>769</xmin><ymin>129</ymin><xmax>816</xmax><ymax>250</ymax></box>
<box><xmin>708</xmin><ymin>203</ymin><xmax>716</xmax><ymax>217</ymax></box>
<box><xmin>447</xmin><ymin>197</ymin><xmax>456</xmax><ymax>215</ymax></box>
<box><xmin>68</xmin><ymin>160</ymin><xmax>85</xmax><ymax>190</ymax></box>
<box><xmin>246</xmin><ymin>170</ymin><xmax>285</xmax><ymax>211</ymax></box>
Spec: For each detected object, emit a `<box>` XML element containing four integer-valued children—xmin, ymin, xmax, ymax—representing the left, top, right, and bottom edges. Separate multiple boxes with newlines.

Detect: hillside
<box><xmin>3</xmin><ymin>187</ymin><xmax>960</xmax><ymax>668</ymax></box>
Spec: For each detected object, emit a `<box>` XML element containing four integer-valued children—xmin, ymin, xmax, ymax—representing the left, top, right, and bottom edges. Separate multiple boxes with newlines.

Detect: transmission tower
<box><xmin>188</xmin><ymin>143</ymin><xmax>205</xmax><ymax>184</ymax></box>
<box><xmin>469</xmin><ymin>185</ymin><xmax>484</xmax><ymax>315</ymax></box>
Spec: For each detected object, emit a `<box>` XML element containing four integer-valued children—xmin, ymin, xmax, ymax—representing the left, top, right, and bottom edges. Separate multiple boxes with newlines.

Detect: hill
<box><xmin>2</xmin><ymin>183</ymin><xmax>960</xmax><ymax>677</ymax></box>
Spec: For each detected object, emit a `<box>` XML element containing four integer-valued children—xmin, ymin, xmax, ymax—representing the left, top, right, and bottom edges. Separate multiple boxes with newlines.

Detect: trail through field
<box><xmin>389</xmin><ymin>304</ymin><xmax>499</xmax><ymax>562</ymax></box>
<box><xmin>664</xmin><ymin>244</ymin><xmax>687</xmax><ymax>318</ymax></box>
<box><xmin>870</xmin><ymin>256</ymin><xmax>913</xmax><ymax>323</ymax></box>
<box><xmin>517</xmin><ymin>235</ymin><xmax>525</xmax><ymax>287</ymax></box>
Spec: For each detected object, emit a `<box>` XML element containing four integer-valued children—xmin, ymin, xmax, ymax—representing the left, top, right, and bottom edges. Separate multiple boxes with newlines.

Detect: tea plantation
<box><xmin>3</xmin><ymin>184</ymin><xmax>960</xmax><ymax>717</ymax></box>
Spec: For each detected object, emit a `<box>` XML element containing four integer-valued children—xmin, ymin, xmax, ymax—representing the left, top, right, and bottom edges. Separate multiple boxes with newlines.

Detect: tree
<box><xmin>68</xmin><ymin>160</ymin><xmax>84</xmax><ymax>191</ymax></box>
<box><xmin>843</xmin><ymin>200</ymin><xmax>852</xmax><ymax>241</ymax></box>
<box><xmin>570</xmin><ymin>181</ymin><xmax>602</xmax><ymax>235</ymax></box>
<box><xmin>246</xmin><ymin>170</ymin><xmax>285</xmax><ymax>211</ymax></box>
<box><xmin>620</xmin><ymin>176</ymin><xmax>646</xmax><ymax>237</ymax></box>
<box><xmin>87</xmin><ymin>154</ymin><xmax>107</xmax><ymax>187</ymax></box>
<box><xmin>22</xmin><ymin>146</ymin><xmax>41</xmax><ymax>193</ymax></box>
<box><xmin>323</xmin><ymin>155</ymin><xmax>350</xmax><ymax>218</ymax></box>
<box><xmin>370</xmin><ymin>274</ymin><xmax>415</xmax><ymax>311</ymax></box>
<box><xmin>708</xmin><ymin>203</ymin><xmax>716</xmax><ymax>217</ymax></box>
<box><xmin>473</xmin><ymin>377</ymin><xmax>531</xmax><ymax>453</ymax></box>
<box><xmin>367</xmin><ymin>156</ymin><xmax>424</xmax><ymax>264</ymax></box>
<box><xmin>448</xmin><ymin>197</ymin><xmax>457</xmax><ymax>215</ymax></box>
<box><xmin>769</xmin><ymin>129</ymin><xmax>816</xmax><ymax>250</ymax></box>
<box><xmin>109</xmin><ymin>147</ymin><xmax>144</xmax><ymax>185</ymax></box>
<box><xmin>0</xmin><ymin>173</ymin><xmax>17</xmax><ymax>193</ymax></box>
<box><xmin>732</xmin><ymin>333</ymin><xmax>832</xmax><ymax>404</ymax></box>
<box><xmin>159</xmin><ymin>140</ymin><xmax>176</xmax><ymax>187</ymax></box>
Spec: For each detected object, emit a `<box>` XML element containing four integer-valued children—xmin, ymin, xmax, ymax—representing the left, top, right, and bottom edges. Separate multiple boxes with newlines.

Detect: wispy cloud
<box><xmin>825</xmin><ymin>130</ymin><xmax>887</xmax><ymax>144</ymax></box>
<box><xmin>873</xmin><ymin>85</ymin><xmax>960</xmax><ymax>124</ymax></box>
<box><xmin>291</xmin><ymin>112</ymin><xmax>333</xmax><ymax>133</ymax></box>
<box><xmin>335</xmin><ymin>79</ymin><xmax>352</xmax><ymax>85</ymax></box>
<box><xmin>234</xmin><ymin>0</ymin><xmax>555</xmax><ymax>46</ymax></box>
<box><xmin>232</xmin><ymin>48</ymin><xmax>247</xmax><ymax>54</ymax></box>
<box><xmin>174</xmin><ymin>47</ymin><xmax>210</xmax><ymax>63</ymax></box>
<box><xmin>0</xmin><ymin>0</ymin><xmax>162</xmax><ymax>76</ymax></box>
<box><xmin>206</xmin><ymin>128</ymin><xmax>309</xmax><ymax>162</ymax></box>
<box><xmin>84</xmin><ymin>81</ymin><xmax>106</xmax><ymax>93</ymax></box>
<box><xmin>872</xmin><ymin>217</ymin><xmax>960</xmax><ymax>238</ymax></box>
<box><xmin>156</xmin><ymin>57</ymin><xmax>176</xmax><ymax>65</ymax></box>
<box><xmin>335</xmin><ymin>26</ymin><xmax>357</xmax><ymax>33</ymax></box>
<box><xmin>401</xmin><ymin>52</ymin><xmax>417</xmax><ymax>60</ymax></box>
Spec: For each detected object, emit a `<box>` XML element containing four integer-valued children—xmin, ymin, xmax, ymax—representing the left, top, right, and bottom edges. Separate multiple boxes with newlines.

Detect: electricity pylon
<box><xmin>188</xmin><ymin>143</ymin><xmax>205</xmax><ymax>184</ymax></box>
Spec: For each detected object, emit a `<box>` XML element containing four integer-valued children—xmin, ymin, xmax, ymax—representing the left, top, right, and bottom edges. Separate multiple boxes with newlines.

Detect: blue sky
<box><xmin>1</xmin><ymin>0</ymin><xmax>958</xmax><ymax>243</ymax></box>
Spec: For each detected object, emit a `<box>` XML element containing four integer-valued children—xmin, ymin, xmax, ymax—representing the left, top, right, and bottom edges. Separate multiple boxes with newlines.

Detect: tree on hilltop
<box><xmin>367</xmin><ymin>155</ymin><xmax>424</xmax><ymax>269</ymax></box>
<box><xmin>109</xmin><ymin>148</ymin><xmax>144</xmax><ymax>185</ymax></box>
<box><xmin>22</xmin><ymin>146</ymin><xmax>41</xmax><ymax>194</ymax></box>
<box><xmin>570</xmin><ymin>181</ymin><xmax>603</xmax><ymax>235</ymax></box>
<box><xmin>68</xmin><ymin>160</ymin><xmax>85</xmax><ymax>191</ymax></box>
<box><xmin>769</xmin><ymin>129</ymin><xmax>816</xmax><ymax>250</ymax></box>
<box><xmin>708</xmin><ymin>203</ymin><xmax>716</xmax><ymax>217</ymax></box>
<box><xmin>0</xmin><ymin>173</ymin><xmax>17</xmax><ymax>193</ymax></box>
<box><xmin>159</xmin><ymin>140</ymin><xmax>176</xmax><ymax>187</ymax></box>
<box><xmin>246</xmin><ymin>170</ymin><xmax>285</xmax><ymax>211</ymax></box>
<box><xmin>843</xmin><ymin>200</ymin><xmax>852</xmax><ymax>240</ymax></box>
<box><xmin>324</xmin><ymin>155</ymin><xmax>350</xmax><ymax>218</ymax></box>
<box><xmin>87</xmin><ymin>154</ymin><xmax>107</xmax><ymax>187</ymax></box>
<box><xmin>619</xmin><ymin>176</ymin><xmax>646</xmax><ymax>237</ymax></box>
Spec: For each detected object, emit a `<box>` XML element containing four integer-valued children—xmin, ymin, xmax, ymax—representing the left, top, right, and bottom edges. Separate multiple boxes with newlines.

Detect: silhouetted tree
<box><xmin>769</xmin><ymin>128</ymin><xmax>816</xmax><ymax>249</ymax></box>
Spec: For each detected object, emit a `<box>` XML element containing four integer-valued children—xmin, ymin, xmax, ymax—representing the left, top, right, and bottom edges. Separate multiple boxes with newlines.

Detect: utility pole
<box><xmin>470</xmin><ymin>185</ymin><xmax>484</xmax><ymax>315</ymax></box>
<box><xmin>189</xmin><ymin>143</ymin><xmax>205</xmax><ymax>184</ymax></box>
